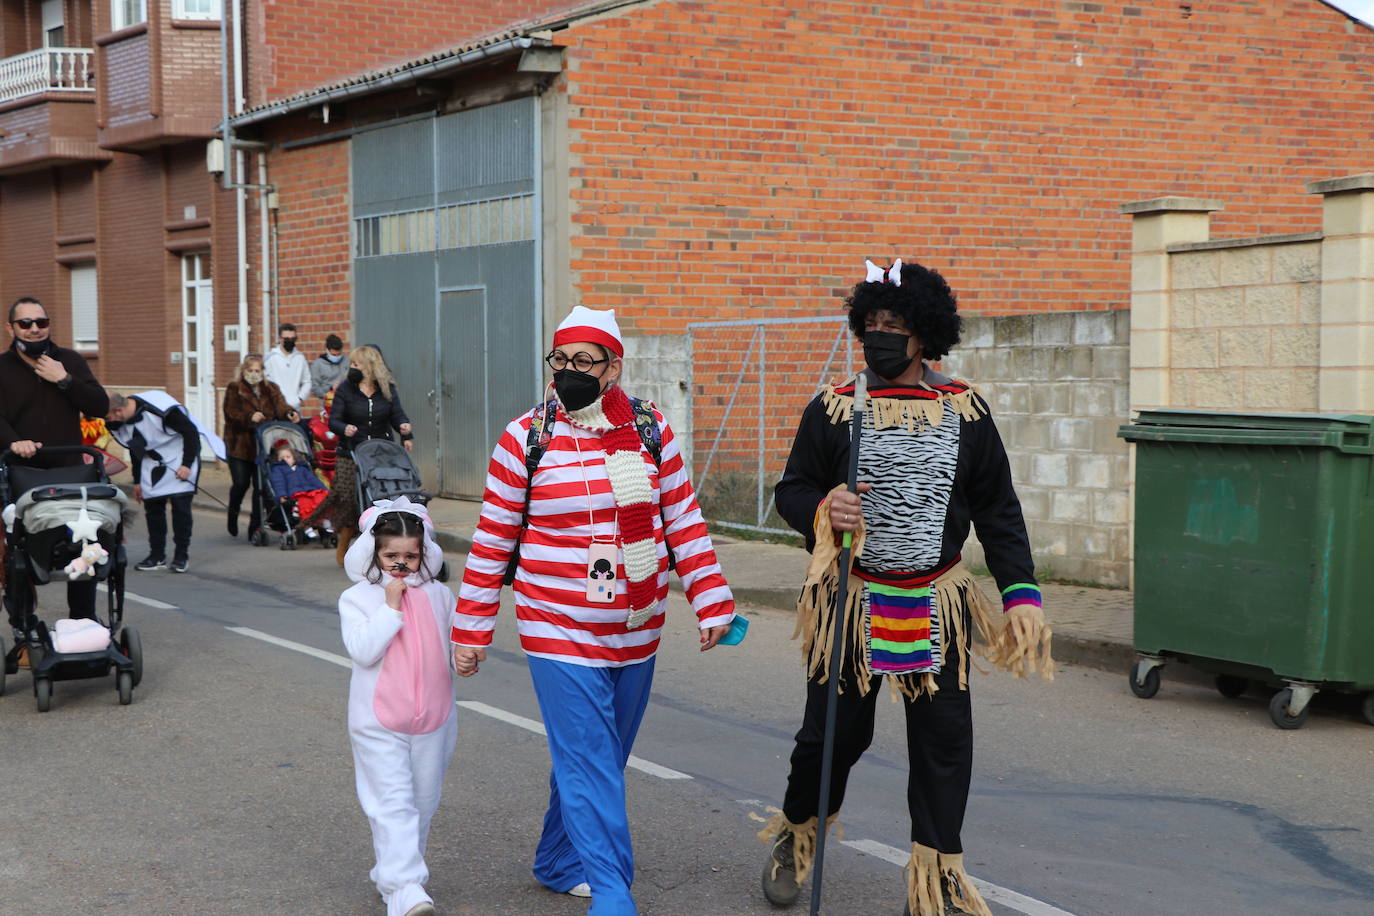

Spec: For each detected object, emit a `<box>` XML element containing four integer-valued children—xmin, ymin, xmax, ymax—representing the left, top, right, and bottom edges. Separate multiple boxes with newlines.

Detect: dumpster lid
<box><xmin>1119</xmin><ymin>409</ymin><xmax>1374</xmax><ymax>453</ymax></box>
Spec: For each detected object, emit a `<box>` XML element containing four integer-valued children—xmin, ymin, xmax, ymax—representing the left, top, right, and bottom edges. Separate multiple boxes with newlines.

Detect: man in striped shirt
<box><xmin>453</xmin><ymin>306</ymin><xmax>735</xmax><ymax>915</ymax></box>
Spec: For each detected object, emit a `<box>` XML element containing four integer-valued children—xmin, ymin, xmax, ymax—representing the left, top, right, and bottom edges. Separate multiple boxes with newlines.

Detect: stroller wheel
<box><xmin>116</xmin><ymin>670</ymin><xmax>133</xmax><ymax>706</ymax></box>
<box><xmin>120</xmin><ymin>626</ymin><xmax>144</xmax><ymax>688</ymax></box>
<box><xmin>321</xmin><ymin>532</ymin><xmax>337</xmax><ymax>549</ymax></box>
<box><xmin>35</xmin><ymin>677</ymin><xmax>51</xmax><ymax>713</ymax></box>
<box><xmin>249</xmin><ymin>528</ymin><xmax>267</xmax><ymax>547</ymax></box>
<box><xmin>0</xmin><ymin>635</ymin><xmax>6</xmax><ymax>697</ymax></box>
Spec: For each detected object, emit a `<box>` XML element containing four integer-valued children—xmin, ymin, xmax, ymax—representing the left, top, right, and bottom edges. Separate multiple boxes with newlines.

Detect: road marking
<box><xmin>223</xmin><ymin>628</ymin><xmax>1071</xmax><ymax>914</ymax></box>
<box><xmin>227</xmin><ymin>627</ymin><xmax>353</xmax><ymax>668</ymax></box>
<box><xmin>221</xmin><ymin>628</ymin><xmax>693</xmax><ymax>782</ymax></box>
<box><xmin>96</xmin><ymin>583</ymin><xmax>179</xmax><ymax>611</ymax></box>
<box><xmin>457</xmin><ymin>700</ymin><xmax>692</xmax><ymax>781</ymax></box>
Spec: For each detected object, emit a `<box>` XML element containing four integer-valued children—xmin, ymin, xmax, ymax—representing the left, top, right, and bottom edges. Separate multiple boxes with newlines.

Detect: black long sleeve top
<box><xmin>774</xmin><ymin>368</ymin><xmax>1036</xmax><ymax>598</ymax></box>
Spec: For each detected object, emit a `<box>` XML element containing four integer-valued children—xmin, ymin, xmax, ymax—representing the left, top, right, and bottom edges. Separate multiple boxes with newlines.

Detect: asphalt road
<box><xmin>2</xmin><ymin>506</ymin><xmax>1372</xmax><ymax>915</ymax></box>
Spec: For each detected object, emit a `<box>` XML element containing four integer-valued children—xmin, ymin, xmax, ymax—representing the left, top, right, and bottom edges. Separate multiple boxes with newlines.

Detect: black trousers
<box><xmin>781</xmin><ymin>616</ymin><xmax>973</xmax><ymax>854</ymax></box>
<box><xmin>144</xmin><ymin>492</ymin><xmax>194</xmax><ymax>561</ymax></box>
<box><xmin>227</xmin><ymin>457</ymin><xmax>261</xmax><ymax>533</ymax></box>
<box><xmin>4</xmin><ymin>579</ymin><xmax>97</xmax><ymax>629</ymax></box>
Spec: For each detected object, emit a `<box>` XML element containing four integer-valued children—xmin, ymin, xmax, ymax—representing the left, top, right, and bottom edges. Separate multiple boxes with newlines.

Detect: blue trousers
<box><xmin>527</xmin><ymin>655</ymin><xmax>656</xmax><ymax>916</ymax></box>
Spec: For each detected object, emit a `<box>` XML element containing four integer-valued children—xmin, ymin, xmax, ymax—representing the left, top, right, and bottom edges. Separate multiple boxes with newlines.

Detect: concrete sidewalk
<box><xmin>188</xmin><ymin>463</ymin><xmax>1136</xmax><ymax>673</ymax></box>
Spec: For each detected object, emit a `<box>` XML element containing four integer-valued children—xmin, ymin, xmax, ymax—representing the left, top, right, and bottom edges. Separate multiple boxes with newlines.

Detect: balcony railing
<box><xmin>0</xmin><ymin>48</ymin><xmax>94</xmax><ymax>103</ymax></box>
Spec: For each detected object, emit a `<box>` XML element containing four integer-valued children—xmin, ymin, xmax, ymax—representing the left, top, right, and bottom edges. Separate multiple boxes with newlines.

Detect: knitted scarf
<box><xmin>565</xmin><ymin>386</ymin><xmax>659</xmax><ymax>628</ymax></box>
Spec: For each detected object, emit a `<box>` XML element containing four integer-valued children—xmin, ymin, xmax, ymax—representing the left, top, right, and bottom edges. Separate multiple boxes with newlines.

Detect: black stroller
<box><xmin>352</xmin><ymin>438</ymin><xmax>431</xmax><ymax>507</ymax></box>
<box><xmin>250</xmin><ymin>421</ymin><xmax>336</xmax><ymax>551</ymax></box>
<box><xmin>1</xmin><ymin>447</ymin><xmax>141</xmax><ymax>712</ymax></box>
<box><xmin>351</xmin><ymin>439</ymin><xmax>448</xmax><ymax>581</ymax></box>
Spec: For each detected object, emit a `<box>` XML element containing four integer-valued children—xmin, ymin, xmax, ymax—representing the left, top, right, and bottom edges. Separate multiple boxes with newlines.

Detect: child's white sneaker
<box><xmin>566</xmin><ymin>882</ymin><xmax>592</xmax><ymax>898</ymax></box>
<box><xmin>389</xmin><ymin>883</ymin><xmax>433</xmax><ymax>916</ymax></box>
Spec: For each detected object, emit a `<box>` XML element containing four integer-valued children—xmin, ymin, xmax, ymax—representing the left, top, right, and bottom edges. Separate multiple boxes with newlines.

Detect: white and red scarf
<box><xmin>565</xmin><ymin>386</ymin><xmax>659</xmax><ymax>627</ymax></box>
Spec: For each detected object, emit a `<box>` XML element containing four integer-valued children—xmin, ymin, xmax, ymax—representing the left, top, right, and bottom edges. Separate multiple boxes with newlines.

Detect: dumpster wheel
<box><xmin>1129</xmin><ymin>658</ymin><xmax>1162</xmax><ymax>699</ymax></box>
<box><xmin>1268</xmin><ymin>688</ymin><xmax>1311</xmax><ymax>730</ymax></box>
<box><xmin>1362</xmin><ymin>693</ymin><xmax>1374</xmax><ymax>727</ymax></box>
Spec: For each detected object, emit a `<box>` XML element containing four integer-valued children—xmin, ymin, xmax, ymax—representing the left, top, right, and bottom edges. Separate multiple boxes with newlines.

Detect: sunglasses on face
<box><xmin>13</xmin><ymin>318</ymin><xmax>50</xmax><ymax>330</ymax></box>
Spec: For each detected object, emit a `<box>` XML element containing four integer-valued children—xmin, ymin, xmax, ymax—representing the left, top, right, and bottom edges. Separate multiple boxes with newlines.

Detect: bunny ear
<box><xmin>888</xmin><ymin>258</ymin><xmax>903</xmax><ymax>287</ymax></box>
<box><xmin>358</xmin><ymin>506</ymin><xmax>381</xmax><ymax>533</ymax></box>
<box><xmin>864</xmin><ymin>259</ymin><xmax>886</xmax><ymax>283</ymax></box>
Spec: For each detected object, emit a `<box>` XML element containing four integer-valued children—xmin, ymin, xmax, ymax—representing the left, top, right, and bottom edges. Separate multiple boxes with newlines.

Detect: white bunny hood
<box><xmin>343</xmin><ymin>496</ymin><xmax>444</xmax><ymax>586</ymax></box>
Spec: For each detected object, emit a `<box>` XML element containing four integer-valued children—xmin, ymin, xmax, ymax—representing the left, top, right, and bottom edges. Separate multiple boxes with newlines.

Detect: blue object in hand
<box><xmin>718</xmin><ymin>613</ymin><xmax>750</xmax><ymax>646</ymax></box>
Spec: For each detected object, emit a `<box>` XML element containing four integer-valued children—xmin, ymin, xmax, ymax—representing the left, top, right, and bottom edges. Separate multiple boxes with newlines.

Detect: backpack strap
<box><xmin>503</xmin><ymin>395</ymin><xmax>677</xmax><ymax>586</ymax></box>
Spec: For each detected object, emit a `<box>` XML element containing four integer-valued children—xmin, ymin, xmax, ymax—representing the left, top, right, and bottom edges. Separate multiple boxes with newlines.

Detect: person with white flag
<box><xmin>105</xmin><ymin>389</ymin><xmax>226</xmax><ymax>574</ymax></box>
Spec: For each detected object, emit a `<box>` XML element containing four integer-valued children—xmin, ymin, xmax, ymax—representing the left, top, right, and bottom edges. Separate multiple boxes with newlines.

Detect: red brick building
<box><xmin>222</xmin><ymin>0</ymin><xmax>1373</xmax><ymax>499</ymax></box>
<box><xmin>0</xmin><ymin>0</ymin><xmax>236</xmax><ymax>433</ymax></box>
<box><xmin>4</xmin><ymin>1</ymin><xmax>1372</xmax><ymax>511</ymax></box>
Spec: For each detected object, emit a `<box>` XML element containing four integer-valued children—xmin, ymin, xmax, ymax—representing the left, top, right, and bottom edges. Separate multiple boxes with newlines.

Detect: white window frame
<box><xmin>41</xmin><ymin>0</ymin><xmax>64</xmax><ymax>48</ymax></box>
<box><xmin>112</xmin><ymin>0</ymin><xmax>148</xmax><ymax>31</ymax></box>
<box><xmin>69</xmin><ymin>263</ymin><xmax>99</xmax><ymax>351</ymax></box>
<box><xmin>172</xmin><ymin>0</ymin><xmax>221</xmax><ymax>21</ymax></box>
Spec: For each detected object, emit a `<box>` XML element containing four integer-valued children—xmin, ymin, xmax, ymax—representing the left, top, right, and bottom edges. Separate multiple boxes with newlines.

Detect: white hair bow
<box><xmin>863</xmin><ymin>259</ymin><xmax>903</xmax><ymax>286</ymax></box>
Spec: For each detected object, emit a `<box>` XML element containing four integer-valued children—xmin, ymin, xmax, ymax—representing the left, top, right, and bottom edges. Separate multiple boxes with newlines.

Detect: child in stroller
<box><xmin>1</xmin><ymin>446</ymin><xmax>142</xmax><ymax>711</ymax></box>
<box><xmin>251</xmin><ymin>421</ymin><xmax>336</xmax><ymax>550</ymax></box>
<box><xmin>270</xmin><ymin>444</ymin><xmax>329</xmax><ymax>543</ymax></box>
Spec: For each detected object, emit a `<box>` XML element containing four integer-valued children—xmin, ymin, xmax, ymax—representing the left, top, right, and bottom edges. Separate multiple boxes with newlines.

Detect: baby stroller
<box><xmin>351</xmin><ymin>439</ymin><xmax>448</xmax><ymax>581</ymax></box>
<box><xmin>1</xmin><ymin>446</ymin><xmax>141</xmax><ymax>712</ymax></box>
<box><xmin>250</xmin><ymin>421</ymin><xmax>336</xmax><ymax>551</ymax></box>
<box><xmin>352</xmin><ymin>438</ymin><xmax>431</xmax><ymax>508</ymax></box>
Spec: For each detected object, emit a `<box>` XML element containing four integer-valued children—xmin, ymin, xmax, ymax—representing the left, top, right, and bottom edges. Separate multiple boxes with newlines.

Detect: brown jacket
<box><xmin>222</xmin><ymin>380</ymin><xmax>293</xmax><ymax>462</ymax></box>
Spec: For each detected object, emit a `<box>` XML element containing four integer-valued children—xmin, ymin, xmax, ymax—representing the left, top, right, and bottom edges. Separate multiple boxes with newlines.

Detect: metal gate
<box><xmin>352</xmin><ymin>98</ymin><xmax>541</xmax><ymax>498</ymax></box>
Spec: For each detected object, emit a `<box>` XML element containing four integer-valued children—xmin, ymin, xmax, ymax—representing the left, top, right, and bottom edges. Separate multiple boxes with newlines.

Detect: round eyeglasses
<box><xmin>545</xmin><ymin>351</ymin><xmax>609</xmax><ymax>373</ymax></box>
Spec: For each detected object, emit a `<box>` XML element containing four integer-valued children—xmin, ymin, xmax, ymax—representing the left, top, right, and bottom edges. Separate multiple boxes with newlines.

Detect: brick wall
<box><xmin>94</xmin><ymin>152</ymin><xmax>170</xmax><ymax>389</ymax></box>
<box><xmin>0</xmin><ymin>172</ymin><xmax>58</xmax><ymax>330</ymax></box>
<box><xmin>553</xmin><ymin>0</ymin><xmax>1374</xmax><ymax>332</ymax></box>
<box><xmin>251</xmin><ymin>0</ymin><xmax>583</xmax><ymax>101</ymax></box>
<box><xmin>102</xmin><ymin>32</ymin><xmax>151</xmax><ymax>128</ymax></box>
<box><xmin>942</xmin><ymin>311</ymin><xmax>1131</xmax><ymax>587</ymax></box>
<box><xmin>56</xmin><ymin>165</ymin><xmax>96</xmax><ymax>238</ymax></box>
<box><xmin>268</xmin><ymin>138</ymin><xmax>353</xmax><ymax>354</ymax></box>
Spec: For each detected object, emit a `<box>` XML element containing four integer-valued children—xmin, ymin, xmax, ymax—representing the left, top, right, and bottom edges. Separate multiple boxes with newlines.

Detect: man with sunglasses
<box><xmin>0</xmin><ymin>296</ymin><xmax>110</xmax><ymax>623</ymax></box>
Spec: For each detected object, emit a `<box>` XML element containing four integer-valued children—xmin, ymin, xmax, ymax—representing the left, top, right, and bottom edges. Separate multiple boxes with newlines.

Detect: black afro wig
<box><xmin>844</xmin><ymin>261</ymin><xmax>962</xmax><ymax>361</ymax></box>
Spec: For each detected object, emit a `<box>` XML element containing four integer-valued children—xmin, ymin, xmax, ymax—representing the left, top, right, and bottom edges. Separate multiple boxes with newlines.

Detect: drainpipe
<box><xmin>232</xmin><ymin>0</ymin><xmax>252</xmax><ymax>353</ymax></box>
<box><xmin>259</xmin><ymin>152</ymin><xmax>272</xmax><ymax>360</ymax></box>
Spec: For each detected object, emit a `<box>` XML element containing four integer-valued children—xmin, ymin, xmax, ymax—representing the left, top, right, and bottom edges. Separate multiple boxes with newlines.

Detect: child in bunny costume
<box><xmin>340</xmin><ymin>497</ymin><xmax>473</xmax><ymax>916</ymax></box>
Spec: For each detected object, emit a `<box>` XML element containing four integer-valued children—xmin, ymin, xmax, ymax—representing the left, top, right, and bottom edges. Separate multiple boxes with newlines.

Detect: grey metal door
<box><xmin>351</xmin><ymin>97</ymin><xmax>540</xmax><ymax>498</ymax></box>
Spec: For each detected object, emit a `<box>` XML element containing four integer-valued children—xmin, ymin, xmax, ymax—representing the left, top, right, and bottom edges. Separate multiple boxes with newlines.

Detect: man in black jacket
<box><xmin>0</xmin><ymin>297</ymin><xmax>110</xmax><ymax>623</ymax></box>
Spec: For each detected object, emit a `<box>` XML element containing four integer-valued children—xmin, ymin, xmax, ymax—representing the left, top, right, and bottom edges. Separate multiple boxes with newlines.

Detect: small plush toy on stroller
<box><xmin>1</xmin><ymin>446</ymin><xmax>141</xmax><ymax>712</ymax></box>
<box><xmin>251</xmin><ymin>421</ymin><xmax>336</xmax><ymax>551</ymax></box>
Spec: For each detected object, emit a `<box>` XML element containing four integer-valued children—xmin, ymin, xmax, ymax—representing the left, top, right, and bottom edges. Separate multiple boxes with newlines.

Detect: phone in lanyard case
<box><xmin>586</xmin><ymin>539</ymin><xmax>619</xmax><ymax>603</ymax></box>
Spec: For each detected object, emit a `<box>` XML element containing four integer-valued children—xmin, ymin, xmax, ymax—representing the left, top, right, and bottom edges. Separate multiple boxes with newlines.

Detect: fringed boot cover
<box><xmin>904</xmin><ymin>843</ymin><xmax>994</xmax><ymax>916</ymax></box>
<box><xmin>756</xmin><ymin>811</ymin><xmax>843</xmax><ymax>885</ymax></box>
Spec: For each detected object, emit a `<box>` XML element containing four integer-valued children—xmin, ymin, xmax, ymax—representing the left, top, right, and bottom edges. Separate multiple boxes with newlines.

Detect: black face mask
<box><xmin>346</xmin><ymin>368</ymin><xmax>364</xmax><ymax>385</ymax></box>
<box><xmin>15</xmin><ymin>336</ymin><xmax>53</xmax><ymax>360</ymax></box>
<box><xmin>281</xmin><ymin>339</ymin><xmax>297</xmax><ymax>353</ymax></box>
<box><xmin>863</xmin><ymin>330</ymin><xmax>916</xmax><ymax>380</ymax></box>
<box><xmin>553</xmin><ymin>369</ymin><xmax>604</xmax><ymax>412</ymax></box>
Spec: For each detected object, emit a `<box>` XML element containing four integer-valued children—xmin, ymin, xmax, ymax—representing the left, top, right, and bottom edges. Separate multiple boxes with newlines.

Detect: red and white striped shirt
<box><xmin>453</xmin><ymin>401</ymin><xmax>736</xmax><ymax>667</ymax></box>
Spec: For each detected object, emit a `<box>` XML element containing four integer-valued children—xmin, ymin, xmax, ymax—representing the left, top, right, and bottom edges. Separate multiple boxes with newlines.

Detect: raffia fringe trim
<box><xmin>820</xmin><ymin>378</ymin><xmax>985</xmax><ymax>432</ymax></box>
<box><xmin>905</xmin><ymin>843</ymin><xmax>994</xmax><ymax>916</ymax></box>
<box><xmin>798</xmin><ymin>487</ymin><xmax>1050</xmax><ymax>698</ymax></box>
<box><xmin>756</xmin><ymin>812</ymin><xmax>843</xmax><ymax>886</ymax></box>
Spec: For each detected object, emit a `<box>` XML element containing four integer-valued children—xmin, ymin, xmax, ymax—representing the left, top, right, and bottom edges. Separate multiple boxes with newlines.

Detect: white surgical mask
<box><xmin>244</xmin><ymin>371</ymin><xmax>264</xmax><ymax>384</ymax></box>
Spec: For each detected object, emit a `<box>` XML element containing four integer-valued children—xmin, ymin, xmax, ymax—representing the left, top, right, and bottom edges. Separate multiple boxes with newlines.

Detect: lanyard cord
<box><xmin>564</xmin><ymin>414</ymin><xmax>607</xmax><ymax>541</ymax></box>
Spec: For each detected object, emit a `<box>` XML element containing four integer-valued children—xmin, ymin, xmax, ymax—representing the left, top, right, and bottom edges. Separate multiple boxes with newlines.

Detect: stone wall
<box><xmin>942</xmin><ymin>310</ymin><xmax>1131</xmax><ymax>588</ymax></box>
<box><xmin>1124</xmin><ymin>174</ymin><xmax>1374</xmax><ymax>415</ymax></box>
<box><xmin>621</xmin><ymin>333</ymin><xmax>693</xmax><ymax>471</ymax></box>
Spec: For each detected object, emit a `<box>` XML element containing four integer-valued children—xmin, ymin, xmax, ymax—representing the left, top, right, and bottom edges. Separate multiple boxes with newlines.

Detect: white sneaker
<box><xmin>566</xmin><ymin>882</ymin><xmax>592</xmax><ymax>898</ymax></box>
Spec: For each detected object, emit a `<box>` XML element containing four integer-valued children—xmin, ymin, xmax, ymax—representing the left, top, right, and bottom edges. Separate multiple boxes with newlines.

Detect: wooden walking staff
<box><xmin>809</xmin><ymin>371</ymin><xmax>866</xmax><ymax>915</ymax></box>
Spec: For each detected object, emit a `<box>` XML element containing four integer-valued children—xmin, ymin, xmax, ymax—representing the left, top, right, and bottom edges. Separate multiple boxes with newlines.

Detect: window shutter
<box><xmin>70</xmin><ymin>263</ymin><xmax>98</xmax><ymax>350</ymax></box>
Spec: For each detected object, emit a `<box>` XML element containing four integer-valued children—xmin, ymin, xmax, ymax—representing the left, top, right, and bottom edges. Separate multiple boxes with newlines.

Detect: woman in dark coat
<box><xmin>222</xmin><ymin>354</ymin><xmax>296</xmax><ymax>538</ymax></box>
<box><xmin>305</xmin><ymin>345</ymin><xmax>412</xmax><ymax>564</ymax></box>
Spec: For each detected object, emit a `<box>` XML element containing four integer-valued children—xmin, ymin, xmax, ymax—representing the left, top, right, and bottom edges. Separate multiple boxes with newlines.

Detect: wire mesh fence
<box><xmin>687</xmin><ymin>316</ymin><xmax>862</xmax><ymax>536</ymax></box>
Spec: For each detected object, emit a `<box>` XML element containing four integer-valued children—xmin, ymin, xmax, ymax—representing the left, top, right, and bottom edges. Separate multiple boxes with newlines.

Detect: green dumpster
<box><xmin>1118</xmin><ymin>409</ymin><xmax>1374</xmax><ymax>730</ymax></box>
